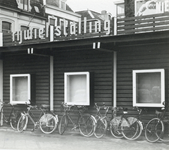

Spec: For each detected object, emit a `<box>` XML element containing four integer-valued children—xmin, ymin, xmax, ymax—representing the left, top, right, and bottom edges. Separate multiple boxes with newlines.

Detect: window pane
<box><xmin>65</xmin><ymin>72</ymin><xmax>90</xmax><ymax>105</ymax></box>
<box><xmin>50</xmin><ymin>18</ymin><xmax>55</xmax><ymax>26</ymax></box>
<box><xmin>2</xmin><ymin>21</ymin><xmax>11</xmax><ymax>33</ymax></box>
<box><xmin>61</xmin><ymin>1</ymin><xmax>65</xmax><ymax>9</ymax></box>
<box><xmin>117</xmin><ymin>3</ymin><xmax>124</xmax><ymax>18</ymax></box>
<box><xmin>136</xmin><ymin>73</ymin><xmax>161</xmax><ymax>103</ymax></box>
<box><xmin>68</xmin><ymin>75</ymin><xmax>87</xmax><ymax>103</ymax></box>
<box><xmin>19</xmin><ymin>0</ymin><xmax>29</xmax><ymax>11</ymax></box>
<box><xmin>21</xmin><ymin>26</ymin><xmax>29</xmax><ymax>31</ymax></box>
<box><xmin>12</xmin><ymin>77</ymin><xmax>28</xmax><ymax>102</ymax></box>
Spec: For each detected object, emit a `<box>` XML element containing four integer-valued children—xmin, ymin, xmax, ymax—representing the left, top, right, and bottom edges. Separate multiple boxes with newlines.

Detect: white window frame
<box><xmin>60</xmin><ymin>0</ymin><xmax>66</xmax><ymax>10</ymax></box>
<box><xmin>64</xmin><ymin>72</ymin><xmax>90</xmax><ymax>106</ymax></box>
<box><xmin>17</xmin><ymin>0</ymin><xmax>31</xmax><ymax>12</ymax></box>
<box><xmin>10</xmin><ymin>74</ymin><xmax>31</xmax><ymax>105</ymax></box>
<box><xmin>133</xmin><ymin>69</ymin><xmax>165</xmax><ymax>107</ymax></box>
<box><xmin>0</xmin><ymin>18</ymin><xmax>14</xmax><ymax>33</ymax></box>
<box><xmin>48</xmin><ymin>16</ymin><xmax>58</xmax><ymax>26</ymax></box>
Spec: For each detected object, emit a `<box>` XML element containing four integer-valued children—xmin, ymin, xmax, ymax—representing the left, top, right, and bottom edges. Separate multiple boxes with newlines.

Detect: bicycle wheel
<box><xmin>39</xmin><ymin>113</ymin><xmax>57</xmax><ymax>134</ymax></box>
<box><xmin>110</xmin><ymin>116</ymin><xmax>123</xmax><ymax>139</ymax></box>
<box><xmin>94</xmin><ymin>118</ymin><xmax>107</xmax><ymax>138</ymax></box>
<box><xmin>58</xmin><ymin>115</ymin><xmax>68</xmax><ymax>135</ymax></box>
<box><xmin>10</xmin><ymin>111</ymin><xmax>21</xmax><ymax>130</ymax></box>
<box><xmin>145</xmin><ymin>118</ymin><xmax>164</xmax><ymax>143</ymax></box>
<box><xmin>121</xmin><ymin>117</ymin><xmax>142</xmax><ymax>140</ymax></box>
<box><xmin>79</xmin><ymin>114</ymin><xmax>95</xmax><ymax>137</ymax></box>
<box><xmin>17</xmin><ymin>114</ymin><xmax>28</xmax><ymax>132</ymax></box>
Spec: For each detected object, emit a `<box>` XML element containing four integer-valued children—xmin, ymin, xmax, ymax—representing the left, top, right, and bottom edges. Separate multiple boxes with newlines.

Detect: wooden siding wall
<box><xmin>3</xmin><ymin>52</ymin><xmax>50</xmax><ymax>117</ymax></box>
<box><xmin>117</xmin><ymin>43</ymin><xmax>169</xmax><ymax>122</ymax></box>
<box><xmin>53</xmin><ymin>49</ymin><xmax>114</xmax><ymax>117</ymax></box>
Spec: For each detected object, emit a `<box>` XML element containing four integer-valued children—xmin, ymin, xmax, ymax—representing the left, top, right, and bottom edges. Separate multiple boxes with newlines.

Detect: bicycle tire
<box><xmin>110</xmin><ymin>116</ymin><xmax>123</xmax><ymax>139</ymax></box>
<box><xmin>145</xmin><ymin>118</ymin><xmax>164</xmax><ymax>143</ymax></box>
<box><xmin>121</xmin><ymin>117</ymin><xmax>142</xmax><ymax>140</ymax></box>
<box><xmin>39</xmin><ymin>113</ymin><xmax>57</xmax><ymax>134</ymax></box>
<box><xmin>10</xmin><ymin>111</ymin><xmax>21</xmax><ymax>130</ymax></box>
<box><xmin>78</xmin><ymin>114</ymin><xmax>95</xmax><ymax>137</ymax></box>
<box><xmin>94</xmin><ymin>118</ymin><xmax>107</xmax><ymax>138</ymax></box>
<box><xmin>58</xmin><ymin>114</ymin><xmax>68</xmax><ymax>135</ymax></box>
<box><xmin>17</xmin><ymin>114</ymin><xmax>28</xmax><ymax>132</ymax></box>
<box><xmin>158</xmin><ymin>121</ymin><xmax>169</xmax><ymax>142</ymax></box>
<box><xmin>0</xmin><ymin>108</ymin><xmax>4</xmax><ymax>126</ymax></box>
<box><xmin>130</xmin><ymin>120</ymin><xmax>143</xmax><ymax>140</ymax></box>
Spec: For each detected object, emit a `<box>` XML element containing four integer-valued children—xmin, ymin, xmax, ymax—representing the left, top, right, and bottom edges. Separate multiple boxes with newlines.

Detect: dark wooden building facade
<box><xmin>1</xmin><ymin>0</ymin><xmax>169</xmax><ymax>125</ymax></box>
<box><xmin>1</xmin><ymin>29</ymin><xmax>169</xmax><ymax>123</ymax></box>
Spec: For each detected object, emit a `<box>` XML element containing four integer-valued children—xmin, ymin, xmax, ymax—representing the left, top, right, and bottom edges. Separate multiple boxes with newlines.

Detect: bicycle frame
<box><xmin>64</xmin><ymin>106</ymin><xmax>83</xmax><ymax>129</ymax></box>
<box><xmin>94</xmin><ymin>103</ymin><xmax>109</xmax><ymax>126</ymax></box>
<box><xmin>23</xmin><ymin>107</ymin><xmax>45</xmax><ymax>131</ymax></box>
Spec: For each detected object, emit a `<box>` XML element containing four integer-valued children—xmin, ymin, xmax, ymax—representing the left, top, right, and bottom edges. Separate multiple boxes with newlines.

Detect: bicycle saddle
<box><xmin>41</xmin><ymin>104</ymin><xmax>50</xmax><ymax>109</ymax></box>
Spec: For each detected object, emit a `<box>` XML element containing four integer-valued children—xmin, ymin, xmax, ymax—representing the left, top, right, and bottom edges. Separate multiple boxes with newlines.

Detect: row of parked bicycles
<box><xmin>0</xmin><ymin>101</ymin><xmax>169</xmax><ymax>143</ymax></box>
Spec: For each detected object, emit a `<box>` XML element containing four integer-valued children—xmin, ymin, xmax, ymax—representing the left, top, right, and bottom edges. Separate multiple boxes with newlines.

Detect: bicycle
<box><xmin>58</xmin><ymin>103</ymin><xmax>96</xmax><ymax>137</ymax></box>
<box><xmin>110</xmin><ymin>107</ymin><xmax>143</xmax><ymax>140</ymax></box>
<box><xmin>0</xmin><ymin>101</ymin><xmax>21</xmax><ymax>130</ymax></box>
<box><xmin>145</xmin><ymin>108</ymin><xmax>167</xmax><ymax>143</ymax></box>
<box><xmin>93</xmin><ymin>103</ymin><xmax>110</xmax><ymax>138</ymax></box>
<box><xmin>109</xmin><ymin>107</ymin><xmax>124</xmax><ymax>139</ymax></box>
<box><xmin>17</xmin><ymin>104</ymin><xmax>58</xmax><ymax>134</ymax></box>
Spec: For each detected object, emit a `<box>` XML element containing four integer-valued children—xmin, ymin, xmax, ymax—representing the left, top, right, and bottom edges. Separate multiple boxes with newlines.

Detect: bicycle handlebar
<box><xmin>94</xmin><ymin>103</ymin><xmax>109</xmax><ymax>114</ymax></box>
<box><xmin>61</xmin><ymin>103</ymin><xmax>87</xmax><ymax>112</ymax></box>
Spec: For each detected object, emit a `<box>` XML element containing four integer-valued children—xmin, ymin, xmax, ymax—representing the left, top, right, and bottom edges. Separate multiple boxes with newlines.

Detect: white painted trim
<box><xmin>10</xmin><ymin>74</ymin><xmax>31</xmax><ymax>105</ymax></box>
<box><xmin>50</xmin><ymin>26</ymin><xmax>54</xmax><ymax>42</ymax></box>
<box><xmin>114</xmin><ymin>17</ymin><xmax>117</xmax><ymax>35</ymax></box>
<box><xmin>88</xmin><ymin>10</ymin><xmax>95</xmax><ymax>19</ymax></box>
<box><xmin>50</xmin><ymin>56</ymin><xmax>54</xmax><ymax>111</ymax></box>
<box><xmin>113</xmin><ymin>0</ymin><xmax>124</xmax><ymax>4</ymax></box>
<box><xmin>113</xmin><ymin>51</ymin><xmax>117</xmax><ymax>108</ymax></box>
<box><xmin>0</xmin><ymin>33</ymin><xmax>3</xmax><ymax>47</ymax></box>
<box><xmin>64</xmin><ymin>72</ymin><xmax>90</xmax><ymax>106</ymax></box>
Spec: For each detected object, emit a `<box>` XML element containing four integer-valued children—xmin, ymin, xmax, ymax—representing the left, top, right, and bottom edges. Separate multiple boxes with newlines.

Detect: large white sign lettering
<box><xmin>13</xmin><ymin>17</ymin><xmax>111</xmax><ymax>44</ymax></box>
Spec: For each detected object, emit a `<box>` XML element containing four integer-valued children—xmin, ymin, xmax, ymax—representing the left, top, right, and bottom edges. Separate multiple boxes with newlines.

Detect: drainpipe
<box><xmin>50</xmin><ymin>56</ymin><xmax>54</xmax><ymax>111</ymax></box>
<box><xmin>113</xmin><ymin>51</ymin><xmax>117</xmax><ymax>108</ymax></box>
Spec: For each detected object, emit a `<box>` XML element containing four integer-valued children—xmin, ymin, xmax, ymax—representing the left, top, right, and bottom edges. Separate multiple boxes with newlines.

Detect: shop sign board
<box><xmin>12</xmin><ymin>17</ymin><xmax>111</xmax><ymax>44</ymax></box>
<box><xmin>135</xmin><ymin>0</ymin><xmax>169</xmax><ymax>16</ymax></box>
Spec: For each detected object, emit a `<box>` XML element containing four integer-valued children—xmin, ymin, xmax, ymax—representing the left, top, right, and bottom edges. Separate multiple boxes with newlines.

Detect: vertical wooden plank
<box><xmin>0</xmin><ymin>60</ymin><xmax>3</xmax><ymax>102</ymax></box>
<box><xmin>0</xmin><ymin>59</ymin><xmax>3</xmax><ymax>126</ymax></box>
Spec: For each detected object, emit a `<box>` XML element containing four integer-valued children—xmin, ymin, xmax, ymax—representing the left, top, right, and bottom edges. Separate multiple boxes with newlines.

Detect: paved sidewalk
<box><xmin>0</xmin><ymin>126</ymin><xmax>169</xmax><ymax>150</ymax></box>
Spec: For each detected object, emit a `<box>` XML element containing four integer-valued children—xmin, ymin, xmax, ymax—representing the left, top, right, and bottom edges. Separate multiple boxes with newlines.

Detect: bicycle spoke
<box><xmin>58</xmin><ymin>115</ymin><xmax>68</xmax><ymax>135</ymax></box>
<box><xmin>17</xmin><ymin>115</ymin><xmax>28</xmax><ymax>132</ymax></box>
<box><xmin>110</xmin><ymin>117</ymin><xmax>123</xmax><ymax>139</ymax></box>
<box><xmin>145</xmin><ymin>118</ymin><xmax>164</xmax><ymax>143</ymax></box>
<box><xmin>121</xmin><ymin>117</ymin><xmax>142</xmax><ymax>140</ymax></box>
<box><xmin>94</xmin><ymin>119</ymin><xmax>107</xmax><ymax>138</ymax></box>
<box><xmin>79</xmin><ymin>114</ymin><xmax>95</xmax><ymax>137</ymax></box>
<box><xmin>40</xmin><ymin>114</ymin><xmax>57</xmax><ymax>134</ymax></box>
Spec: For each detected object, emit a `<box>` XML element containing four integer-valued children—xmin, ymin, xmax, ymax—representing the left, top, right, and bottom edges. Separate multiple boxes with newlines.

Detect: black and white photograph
<box><xmin>0</xmin><ymin>0</ymin><xmax>169</xmax><ymax>150</ymax></box>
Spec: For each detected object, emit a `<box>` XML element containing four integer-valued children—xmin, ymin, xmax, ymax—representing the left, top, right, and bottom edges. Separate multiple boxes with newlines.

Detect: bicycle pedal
<box><xmin>72</xmin><ymin>126</ymin><xmax>78</xmax><ymax>130</ymax></box>
<box><xmin>31</xmin><ymin>129</ymin><xmax>34</xmax><ymax>132</ymax></box>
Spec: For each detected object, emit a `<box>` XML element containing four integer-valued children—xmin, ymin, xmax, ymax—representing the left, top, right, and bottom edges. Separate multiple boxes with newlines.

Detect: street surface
<box><xmin>0</xmin><ymin>127</ymin><xmax>169</xmax><ymax>150</ymax></box>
